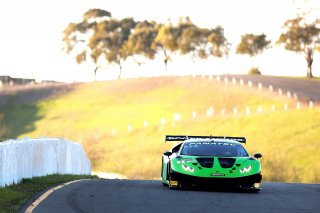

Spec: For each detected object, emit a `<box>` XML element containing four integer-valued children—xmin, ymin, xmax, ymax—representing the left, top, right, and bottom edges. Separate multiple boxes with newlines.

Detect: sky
<box><xmin>0</xmin><ymin>0</ymin><xmax>319</xmax><ymax>82</ymax></box>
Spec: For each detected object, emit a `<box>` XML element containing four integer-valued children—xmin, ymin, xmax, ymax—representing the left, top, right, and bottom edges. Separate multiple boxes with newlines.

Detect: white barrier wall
<box><xmin>0</xmin><ymin>138</ymin><xmax>91</xmax><ymax>187</ymax></box>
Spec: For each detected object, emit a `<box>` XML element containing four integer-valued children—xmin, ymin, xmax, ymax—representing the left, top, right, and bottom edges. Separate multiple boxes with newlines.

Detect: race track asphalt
<box><xmin>25</xmin><ymin>179</ymin><xmax>320</xmax><ymax>213</ymax></box>
<box><xmin>223</xmin><ymin>75</ymin><xmax>320</xmax><ymax>102</ymax></box>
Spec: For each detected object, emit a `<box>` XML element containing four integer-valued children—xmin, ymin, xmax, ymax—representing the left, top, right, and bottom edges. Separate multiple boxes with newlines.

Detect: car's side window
<box><xmin>237</xmin><ymin>147</ymin><xmax>248</xmax><ymax>157</ymax></box>
<box><xmin>172</xmin><ymin>143</ymin><xmax>182</xmax><ymax>153</ymax></box>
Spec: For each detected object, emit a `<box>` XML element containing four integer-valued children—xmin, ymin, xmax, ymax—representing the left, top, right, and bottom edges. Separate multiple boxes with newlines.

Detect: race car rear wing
<box><xmin>165</xmin><ymin>135</ymin><xmax>246</xmax><ymax>144</ymax></box>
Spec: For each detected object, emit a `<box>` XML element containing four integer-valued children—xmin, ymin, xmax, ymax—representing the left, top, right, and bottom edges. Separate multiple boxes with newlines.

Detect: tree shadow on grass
<box><xmin>0</xmin><ymin>98</ymin><xmax>41</xmax><ymax>139</ymax></box>
<box><xmin>0</xmin><ymin>84</ymin><xmax>75</xmax><ymax>140</ymax></box>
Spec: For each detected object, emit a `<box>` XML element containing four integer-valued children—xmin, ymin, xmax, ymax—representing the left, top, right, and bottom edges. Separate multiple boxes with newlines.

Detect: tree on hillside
<box><xmin>177</xmin><ymin>24</ymin><xmax>229</xmax><ymax>70</ymax></box>
<box><xmin>126</xmin><ymin>20</ymin><xmax>159</xmax><ymax>65</ymax></box>
<box><xmin>62</xmin><ymin>9</ymin><xmax>112</xmax><ymax>80</ymax></box>
<box><xmin>83</xmin><ymin>9</ymin><xmax>111</xmax><ymax>23</ymax></box>
<box><xmin>154</xmin><ymin>21</ymin><xmax>181</xmax><ymax>72</ymax></box>
<box><xmin>63</xmin><ymin>10</ymin><xmax>231</xmax><ymax>78</ymax></box>
<box><xmin>90</xmin><ymin>18</ymin><xmax>136</xmax><ymax>79</ymax></box>
<box><xmin>178</xmin><ymin>24</ymin><xmax>211</xmax><ymax>61</ymax></box>
<box><xmin>207</xmin><ymin>26</ymin><xmax>229</xmax><ymax>58</ymax></box>
<box><xmin>236</xmin><ymin>33</ymin><xmax>271</xmax><ymax>57</ymax></box>
<box><xmin>236</xmin><ymin>33</ymin><xmax>271</xmax><ymax>74</ymax></box>
<box><xmin>154</xmin><ymin>24</ymin><xmax>174</xmax><ymax>72</ymax></box>
<box><xmin>277</xmin><ymin>16</ymin><xmax>320</xmax><ymax>78</ymax></box>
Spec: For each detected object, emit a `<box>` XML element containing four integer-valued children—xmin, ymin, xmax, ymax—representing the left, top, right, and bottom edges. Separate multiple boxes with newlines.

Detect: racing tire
<box><xmin>250</xmin><ymin>189</ymin><xmax>261</xmax><ymax>193</ymax></box>
<box><xmin>167</xmin><ymin>163</ymin><xmax>182</xmax><ymax>190</ymax></box>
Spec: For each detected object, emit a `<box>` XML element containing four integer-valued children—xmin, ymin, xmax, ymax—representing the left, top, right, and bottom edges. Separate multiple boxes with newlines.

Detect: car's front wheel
<box><xmin>250</xmin><ymin>188</ymin><xmax>261</xmax><ymax>193</ymax></box>
<box><xmin>167</xmin><ymin>164</ymin><xmax>182</xmax><ymax>189</ymax></box>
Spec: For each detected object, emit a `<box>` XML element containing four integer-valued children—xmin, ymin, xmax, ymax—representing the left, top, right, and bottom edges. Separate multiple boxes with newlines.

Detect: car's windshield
<box><xmin>180</xmin><ymin>141</ymin><xmax>248</xmax><ymax>157</ymax></box>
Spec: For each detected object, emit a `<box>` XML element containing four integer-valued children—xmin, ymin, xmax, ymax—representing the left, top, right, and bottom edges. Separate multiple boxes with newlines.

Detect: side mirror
<box><xmin>163</xmin><ymin>151</ymin><xmax>172</xmax><ymax>156</ymax></box>
<box><xmin>254</xmin><ymin>153</ymin><xmax>262</xmax><ymax>159</ymax></box>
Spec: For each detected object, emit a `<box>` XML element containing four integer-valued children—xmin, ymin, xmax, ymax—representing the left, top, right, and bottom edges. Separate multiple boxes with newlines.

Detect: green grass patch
<box><xmin>0</xmin><ymin>174</ymin><xmax>96</xmax><ymax>213</ymax></box>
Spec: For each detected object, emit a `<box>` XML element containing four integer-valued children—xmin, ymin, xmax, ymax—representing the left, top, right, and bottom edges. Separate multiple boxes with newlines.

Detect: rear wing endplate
<box><xmin>165</xmin><ymin>135</ymin><xmax>246</xmax><ymax>144</ymax></box>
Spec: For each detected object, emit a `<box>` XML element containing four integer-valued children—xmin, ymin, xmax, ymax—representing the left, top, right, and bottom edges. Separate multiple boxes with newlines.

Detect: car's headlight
<box><xmin>182</xmin><ymin>164</ymin><xmax>195</xmax><ymax>172</ymax></box>
<box><xmin>239</xmin><ymin>165</ymin><xmax>252</xmax><ymax>173</ymax></box>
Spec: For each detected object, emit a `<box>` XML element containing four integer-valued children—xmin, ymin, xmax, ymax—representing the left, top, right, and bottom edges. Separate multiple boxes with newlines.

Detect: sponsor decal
<box><xmin>210</xmin><ymin>173</ymin><xmax>225</xmax><ymax>176</ymax></box>
<box><xmin>165</xmin><ymin>135</ymin><xmax>246</xmax><ymax>143</ymax></box>
<box><xmin>188</xmin><ymin>142</ymin><xmax>238</xmax><ymax>146</ymax></box>
<box><xmin>210</xmin><ymin>171</ymin><xmax>225</xmax><ymax>176</ymax></box>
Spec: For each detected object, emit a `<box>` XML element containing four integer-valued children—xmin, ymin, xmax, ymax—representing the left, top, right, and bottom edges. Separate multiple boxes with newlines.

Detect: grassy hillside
<box><xmin>0</xmin><ymin>76</ymin><xmax>319</xmax><ymax>183</ymax></box>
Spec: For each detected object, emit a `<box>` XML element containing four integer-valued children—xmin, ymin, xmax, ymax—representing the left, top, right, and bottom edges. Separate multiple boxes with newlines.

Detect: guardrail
<box><xmin>0</xmin><ymin>138</ymin><xmax>91</xmax><ymax>187</ymax></box>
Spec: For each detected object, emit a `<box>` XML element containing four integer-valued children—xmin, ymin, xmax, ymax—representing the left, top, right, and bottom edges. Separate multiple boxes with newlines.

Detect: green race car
<box><xmin>161</xmin><ymin>135</ymin><xmax>262</xmax><ymax>191</ymax></box>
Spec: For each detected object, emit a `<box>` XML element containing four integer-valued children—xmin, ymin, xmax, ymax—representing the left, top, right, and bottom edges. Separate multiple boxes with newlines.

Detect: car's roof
<box><xmin>184</xmin><ymin>138</ymin><xmax>242</xmax><ymax>144</ymax></box>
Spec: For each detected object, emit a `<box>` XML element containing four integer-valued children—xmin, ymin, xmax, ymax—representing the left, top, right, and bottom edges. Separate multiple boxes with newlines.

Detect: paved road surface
<box><xmin>223</xmin><ymin>75</ymin><xmax>320</xmax><ymax>102</ymax></box>
<box><xmin>26</xmin><ymin>179</ymin><xmax>320</xmax><ymax>213</ymax></box>
<box><xmin>1</xmin><ymin>76</ymin><xmax>319</xmax><ymax>105</ymax></box>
